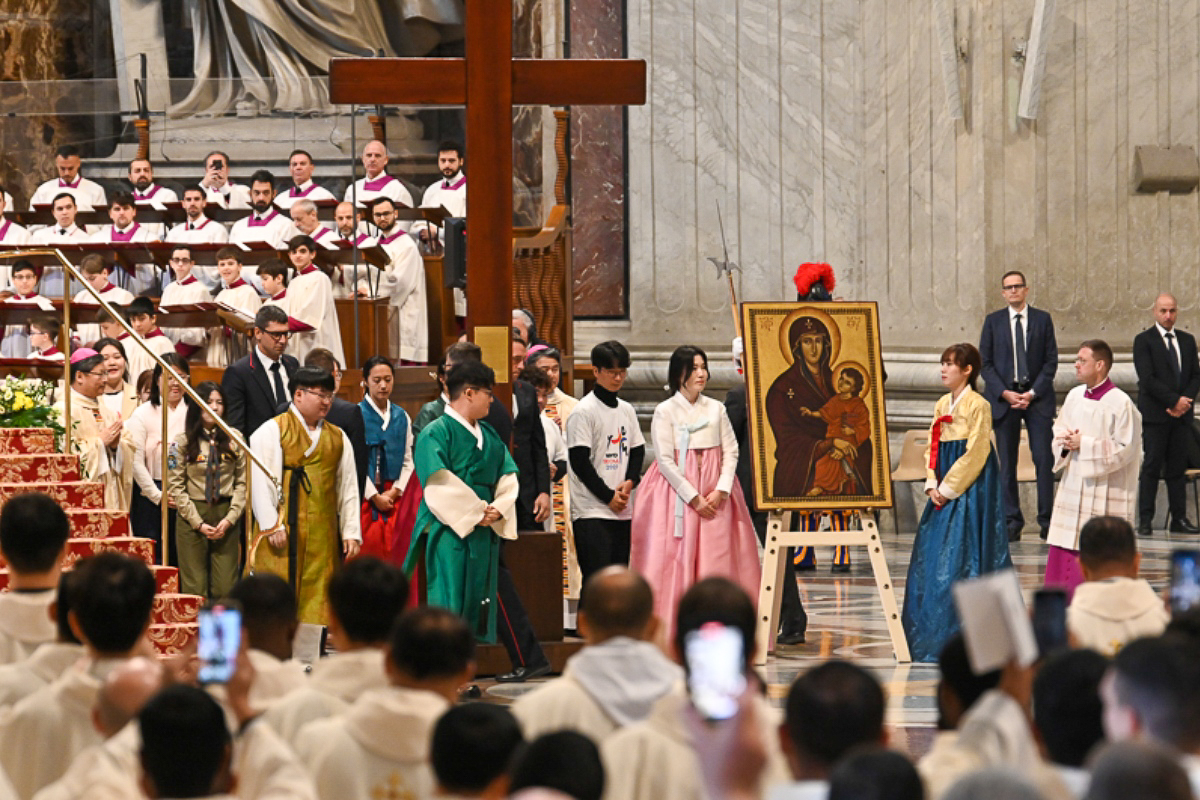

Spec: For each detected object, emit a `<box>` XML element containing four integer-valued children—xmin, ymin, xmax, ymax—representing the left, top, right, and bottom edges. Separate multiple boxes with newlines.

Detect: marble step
<box><xmin>0</xmin><ymin>454</ymin><xmax>81</xmax><ymax>483</ymax></box>
<box><xmin>0</xmin><ymin>481</ymin><xmax>107</xmax><ymax>509</ymax></box>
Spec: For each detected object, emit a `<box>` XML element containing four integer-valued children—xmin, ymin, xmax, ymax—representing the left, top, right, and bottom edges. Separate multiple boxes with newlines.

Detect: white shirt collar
<box><xmin>1007</xmin><ymin>304</ymin><xmax>1028</xmax><ymax>321</ymax></box>
<box><xmin>1157</xmin><ymin>323</ymin><xmax>1177</xmax><ymax>339</ymax></box>
<box><xmin>445</xmin><ymin>406</ymin><xmax>484</xmax><ymax>449</ymax></box>
<box><xmin>256</xmin><ymin>345</ymin><xmax>280</xmax><ymax>369</ymax></box>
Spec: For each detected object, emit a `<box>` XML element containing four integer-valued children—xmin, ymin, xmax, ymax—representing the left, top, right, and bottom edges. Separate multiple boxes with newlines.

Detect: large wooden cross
<box><xmin>330</xmin><ymin>6</ymin><xmax>646</xmax><ymax>386</ymax></box>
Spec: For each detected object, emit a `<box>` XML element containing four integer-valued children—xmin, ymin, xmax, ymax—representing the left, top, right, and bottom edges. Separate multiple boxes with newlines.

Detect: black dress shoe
<box><xmin>831</xmin><ymin>563</ymin><xmax>851</xmax><ymax>574</ymax></box>
<box><xmin>1007</xmin><ymin>530</ymin><xmax>1022</xmax><ymax>543</ymax></box>
<box><xmin>1137</xmin><ymin>522</ymin><xmax>1153</xmax><ymax>537</ymax></box>
<box><xmin>458</xmin><ymin>684</ymin><xmax>482</xmax><ymax>700</ymax></box>
<box><xmin>777</xmin><ymin>630</ymin><xmax>806</xmax><ymax>646</ymax></box>
<box><xmin>495</xmin><ymin>662</ymin><xmax>552</xmax><ymax>683</ymax></box>
<box><xmin>1039</xmin><ymin>527</ymin><xmax>1049</xmax><ymax>541</ymax></box>
<box><xmin>1170</xmin><ymin>518</ymin><xmax>1200</xmax><ymax>534</ymax></box>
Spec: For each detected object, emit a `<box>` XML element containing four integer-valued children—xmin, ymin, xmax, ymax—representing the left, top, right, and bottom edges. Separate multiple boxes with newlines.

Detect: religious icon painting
<box><xmin>741</xmin><ymin>302</ymin><xmax>892</xmax><ymax>511</ymax></box>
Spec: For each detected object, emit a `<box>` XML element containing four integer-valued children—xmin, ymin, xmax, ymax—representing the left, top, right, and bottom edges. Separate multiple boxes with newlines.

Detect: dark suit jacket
<box><xmin>510</xmin><ymin>381</ymin><xmax>550</xmax><ymax>521</ymax></box>
<box><xmin>979</xmin><ymin>305</ymin><xmax>1058</xmax><ymax>418</ymax></box>
<box><xmin>724</xmin><ymin>384</ymin><xmax>758</xmax><ymax>510</ymax></box>
<box><xmin>222</xmin><ymin>350</ymin><xmax>300</xmax><ymax>440</ymax></box>
<box><xmin>1134</xmin><ymin>325</ymin><xmax>1200</xmax><ymax>424</ymax></box>
<box><xmin>326</xmin><ymin>398</ymin><xmax>368</xmax><ymax>501</ymax></box>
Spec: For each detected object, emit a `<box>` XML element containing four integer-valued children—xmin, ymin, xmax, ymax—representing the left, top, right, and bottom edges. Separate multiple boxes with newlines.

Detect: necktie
<box><xmin>1167</xmin><ymin>332</ymin><xmax>1182</xmax><ymax>385</ymax></box>
<box><xmin>204</xmin><ymin>431</ymin><xmax>220</xmax><ymax>505</ymax></box>
<box><xmin>188</xmin><ymin>223</ymin><xmax>194</xmax><ymax>231</ymax></box>
<box><xmin>58</xmin><ymin>228</ymin><xmax>66</xmax><ymax>236</ymax></box>
<box><xmin>270</xmin><ymin>361</ymin><xmax>286</xmax><ymax>407</ymax></box>
<box><xmin>1014</xmin><ymin>313</ymin><xmax>1029</xmax><ymax>384</ymax></box>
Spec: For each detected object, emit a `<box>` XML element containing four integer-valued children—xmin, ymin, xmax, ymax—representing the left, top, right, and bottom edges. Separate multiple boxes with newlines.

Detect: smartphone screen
<box><xmin>1032</xmin><ymin>588</ymin><xmax>1068</xmax><ymax>657</ymax></box>
<box><xmin>197</xmin><ymin>603</ymin><xmax>241</xmax><ymax>685</ymax></box>
<box><xmin>1170</xmin><ymin>549</ymin><xmax>1200</xmax><ymax>614</ymax></box>
<box><xmin>684</xmin><ymin>622</ymin><xmax>746</xmax><ymax>721</ymax></box>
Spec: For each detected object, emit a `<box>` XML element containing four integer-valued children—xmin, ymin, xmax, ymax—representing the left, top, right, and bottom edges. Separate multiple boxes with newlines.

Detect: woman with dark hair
<box><xmin>125</xmin><ymin>352</ymin><xmax>192</xmax><ymax>563</ymax></box>
<box><xmin>358</xmin><ymin>355</ymin><xmax>422</xmax><ymax>571</ymax></box>
<box><xmin>630</xmin><ymin>345</ymin><xmax>761</xmax><ymax>636</ymax></box>
<box><xmin>95</xmin><ymin>337</ymin><xmax>138</xmax><ymax>421</ymax></box>
<box><xmin>902</xmin><ymin>342</ymin><xmax>1011</xmax><ymax>661</ymax></box>
<box><xmin>167</xmin><ymin>381</ymin><xmax>246</xmax><ymax>598</ymax></box>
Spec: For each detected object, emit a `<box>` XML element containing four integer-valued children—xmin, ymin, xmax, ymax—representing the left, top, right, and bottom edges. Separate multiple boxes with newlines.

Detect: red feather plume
<box><xmin>792</xmin><ymin>262</ymin><xmax>836</xmax><ymax>297</ymax></box>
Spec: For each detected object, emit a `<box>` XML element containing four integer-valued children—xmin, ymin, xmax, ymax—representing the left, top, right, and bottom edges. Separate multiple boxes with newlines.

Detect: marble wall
<box><xmin>597</xmin><ymin>0</ymin><xmax>1200</xmax><ymax>386</ymax></box>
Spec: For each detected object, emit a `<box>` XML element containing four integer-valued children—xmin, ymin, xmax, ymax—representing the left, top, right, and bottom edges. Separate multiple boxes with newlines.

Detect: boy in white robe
<box><xmin>207</xmin><ymin>248</ymin><xmax>263</xmax><ymax>369</ymax></box>
<box><xmin>512</xmin><ymin>567</ymin><xmax>680</xmax><ymax>742</ymax></box>
<box><xmin>1045</xmin><ymin>340</ymin><xmax>1142</xmax><ymax>593</ymax></box>
<box><xmin>295</xmin><ymin>607</ymin><xmax>472</xmax><ymax>800</ymax></box>
<box><xmin>72</xmin><ymin>255</ymin><xmax>134</xmax><ymax>347</ymax></box>
<box><xmin>260</xmin><ymin>558</ymin><xmax>406</xmax><ymax>748</ymax></box>
<box><xmin>0</xmin><ymin>553</ymin><xmax>155</xmax><ymax>799</ymax></box>
<box><xmin>283</xmin><ymin>235</ymin><xmax>344</xmax><ymax>367</ymax></box>
<box><xmin>158</xmin><ymin>245</ymin><xmax>214</xmax><ymax>361</ymax></box>
<box><xmin>1067</xmin><ymin>516</ymin><xmax>1168</xmax><ymax>655</ymax></box>
<box><xmin>2</xmin><ymin>260</ymin><xmax>54</xmax><ymax>358</ymax></box>
<box><xmin>122</xmin><ymin>297</ymin><xmax>176</xmax><ymax>389</ymax></box>
<box><xmin>0</xmin><ymin>495</ymin><xmax>71</xmax><ymax>667</ymax></box>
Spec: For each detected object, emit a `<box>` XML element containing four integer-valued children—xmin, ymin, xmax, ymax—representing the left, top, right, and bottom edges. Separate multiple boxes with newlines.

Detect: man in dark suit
<box><xmin>222</xmin><ymin>305</ymin><xmax>300</xmax><ymax>440</ymax></box>
<box><xmin>303</xmin><ymin>348</ymin><xmax>369</xmax><ymax>502</ymax></box>
<box><xmin>979</xmin><ymin>270</ymin><xmax>1058</xmax><ymax>541</ymax></box>
<box><xmin>1133</xmin><ymin>293</ymin><xmax>1200</xmax><ymax>534</ymax></box>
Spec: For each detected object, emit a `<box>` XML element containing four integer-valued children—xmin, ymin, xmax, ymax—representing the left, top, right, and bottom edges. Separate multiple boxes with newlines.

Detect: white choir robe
<box><xmin>89</xmin><ymin>223</ymin><xmax>158</xmax><ymax>295</ymax></box>
<box><xmin>410</xmin><ymin>173</ymin><xmax>467</xmax><ymax>240</ymax></box>
<box><xmin>2</xmin><ymin>192</ymin><xmax>10</xmax><ymax>209</ymax></box>
<box><xmin>1046</xmin><ymin>384</ymin><xmax>1142</xmax><ymax>551</ymax></box>
<box><xmin>166</xmin><ymin>216</ymin><xmax>230</xmax><ymax>291</ymax></box>
<box><xmin>32</xmin><ymin>710</ymin><xmax>317</xmax><ymax>800</ymax></box>
<box><xmin>260</xmin><ymin>648</ymin><xmax>386</xmax><ymax>749</ymax></box>
<box><xmin>0</xmin><ymin>658</ymin><xmax>121</xmax><ymax>799</ymax></box>
<box><xmin>602</xmin><ymin>686</ymin><xmax>792</xmax><ymax>800</ymax></box>
<box><xmin>284</xmin><ymin>267</ymin><xmax>345</xmax><ymax>367</ymax></box>
<box><xmin>159</xmin><ymin>275</ymin><xmax>215</xmax><ymax>360</ymax></box>
<box><xmin>29</xmin><ymin>178</ymin><xmax>106</xmax><ymax>211</ymax></box>
<box><xmin>0</xmin><ymin>643</ymin><xmax>83</xmax><ymax>708</ymax></box>
<box><xmin>377</xmin><ymin>231</ymin><xmax>427</xmax><ymax>363</ymax></box>
<box><xmin>72</xmin><ymin>283</ymin><xmax>135</xmax><ymax>347</ymax></box>
<box><xmin>29</xmin><ymin>226</ymin><xmax>88</xmax><ymax>297</ymax></box>
<box><xmin>132</xmin><ymin>185</ymin><xmax>179</xmax><ymax>240</ymax></box>
<box><xmin>229</xmin><ymin>210</ymin><xmax>298</xmax><ymax>250</ymax></box>
<box><xmin>0</xmin><ymin>592</ymin><xmax>57</xmax><ymax>666</ymax></box>
<box><xmin>208</xmin><ymin>281</ymin><xmax>263</xmax><ymax>368</ymax></box>
<box><xmin>343</xmin><ymin>175</ymin><xmax>414</xmax><ymax>231</ymax></box>
<box><xmin>294</xmin><ymin>686</ymin><xmax>447</xmax><ymax>800</ymax></box>
<box><xmin>0</xmin><ymin>222</ymin><xmax>29</xmax><ymax>293</ymax></box>
<box><xmin>62</xmin><ymin>389</ymin><xmax>134</xmax><ymax>510</ymax></box>
<box><xmin>1</xmin><ymin>293</ymin><xmax>54</xmax><ymax>358</ymax></box>
<box><xmin>121</xmin><ymin>330</ymin><xmax>176</xmax><ymax>389</ymax></box>
<box><xmin>203</xmin><ymin>182</ymin><xmax>251</xmax><ymax>210</ymax></box>
<box><xmin>274</xmin><ymin>181</ymin><xmax>336</xmax><ymax>210</ymax></box>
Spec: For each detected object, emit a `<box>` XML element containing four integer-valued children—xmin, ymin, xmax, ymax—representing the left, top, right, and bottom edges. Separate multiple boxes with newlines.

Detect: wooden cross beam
<box><xmin>330</xmin><ymin>4</ymin><xmax>645</xmax><ymax>387</ymax></box>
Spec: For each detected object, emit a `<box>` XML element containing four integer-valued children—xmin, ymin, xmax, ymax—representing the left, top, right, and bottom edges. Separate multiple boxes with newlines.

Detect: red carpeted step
<box><xmin>62</xmin><ymin>537</ymin><xmax>155</xmax><ymax>567</ymax></box>
<box><xmin>153</xmin><ymin>593</ymin><xmax>204</xmax><ymax>626</ymax></box>
<box><xmin>0</xmin><ymin>454</ymin><xmax>81</xmax><ymax>483</ymax></box>
<box><xmin>148</xmin><ymin>623</ymin><xmax>198</xmax><ymax>657</ymax></box>
<box><xmin>0</xmin><ymin>428</ymin><xmax>57</xmax><ymax>455</ymax></box>
<box><xmin>66</xmin><ymin>510</ymin><xmax>130</xmax><ymax>539</ymax></box>
<box><xmin>0</xmin><ymin>482</ymin><xmax>106</xmax><ymax>510</ymax></box>
<box><xmin>153</xmin><ymin>566</ymin><xmax>180</xmax><ymax>594</ymax></box>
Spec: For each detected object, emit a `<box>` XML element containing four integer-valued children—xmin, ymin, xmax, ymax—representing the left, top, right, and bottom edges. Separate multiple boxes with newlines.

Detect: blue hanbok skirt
<box><xmin>901</xmin><ymin>439</ymin><xmax>1012</xmax><ymax>662</ymax></box>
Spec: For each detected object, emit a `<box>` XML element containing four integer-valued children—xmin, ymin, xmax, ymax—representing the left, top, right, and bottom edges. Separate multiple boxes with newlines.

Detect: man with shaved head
<box><xmin>343</xmin><ymin>140</ymin><xmax>414</xmax><ymax>232</ymax></box>
<box><xmin>512</xmin><ymin>566</ymin><xmax>681</xmax><ymax>741</ymax></box>
<box><xmin>1133</xmin><ymin>292</ymin><xmax>1200</xmax><ymax>534</ymax></box>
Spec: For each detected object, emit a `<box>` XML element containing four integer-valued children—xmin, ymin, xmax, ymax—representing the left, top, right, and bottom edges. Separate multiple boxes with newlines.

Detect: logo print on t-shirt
<box><xmin>603</xmin><ymin>426</ymin><xmax>629</xmax><ymax>471</ymax></box>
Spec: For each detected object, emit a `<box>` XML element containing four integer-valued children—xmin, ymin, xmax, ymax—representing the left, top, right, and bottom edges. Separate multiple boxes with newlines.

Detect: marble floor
<box><xmin>486</xmin><ymin>528</ymin><xmax>1183</xmax><ymax>759</ymax></box>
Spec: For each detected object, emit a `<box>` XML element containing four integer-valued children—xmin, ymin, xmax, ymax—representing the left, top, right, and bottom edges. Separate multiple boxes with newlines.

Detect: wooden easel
<box><xmin>755</xmin><ymin>510</ymin><xmax>911</xmax><ymax>664</ymax></box>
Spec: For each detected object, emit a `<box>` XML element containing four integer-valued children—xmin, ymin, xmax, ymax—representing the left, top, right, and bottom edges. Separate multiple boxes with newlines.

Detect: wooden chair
<box><xmin>890</xmin><ymin>429</ymin><xmax>931</xmax><ymax>532</ymax></box>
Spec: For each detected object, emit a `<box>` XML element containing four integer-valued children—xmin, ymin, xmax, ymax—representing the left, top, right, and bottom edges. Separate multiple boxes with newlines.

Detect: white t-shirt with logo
<box><xmin>566</xmin><ymin>392</ymin><xmax>645</xmax><ymax>521</ymax></box>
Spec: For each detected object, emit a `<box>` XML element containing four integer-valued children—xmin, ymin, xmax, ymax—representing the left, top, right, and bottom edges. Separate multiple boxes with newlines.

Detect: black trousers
<box><xmin>573</xmin><ymin>517</ymin><xmax>631</xmax><ymax>586</ymax></box>
<box><xmin>130</xmin><ymin>481</ymin><xmax>178</xmax><ymax>567</ymax></box>
<box><xmin>994</xmin><ymin>406</ymin><xmax>1055</xmax><ymax>532</ymax></box>
<box><xmin>1140</xmin><ymin>419</ymin><xmax>1191</xmax><ymax>523</ymax></box>
<box><xmin>495</xmin><ymin>544</ymin><xmax>548</xmax><ymax>670</ymax></box>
